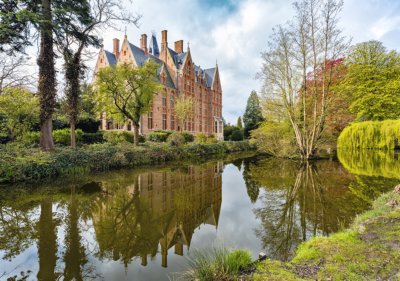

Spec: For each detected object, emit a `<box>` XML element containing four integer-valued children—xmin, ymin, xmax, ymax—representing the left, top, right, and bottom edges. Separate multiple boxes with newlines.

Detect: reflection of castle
<box><xmin>93</xmin><ymin>162</ymin><xmax>223</xmax><ymax>268</ymax></box>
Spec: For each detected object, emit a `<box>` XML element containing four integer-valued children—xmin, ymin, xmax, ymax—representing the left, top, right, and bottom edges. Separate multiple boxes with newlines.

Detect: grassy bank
<box><xmin>0</xmin><ymin>141</ymin><xmax>255</xmax><ymax>184</ymax></box>
<box><xmin>252</xmin><ymin>187</ymin><xmax>400</xmax><ymax>281</ymax></box>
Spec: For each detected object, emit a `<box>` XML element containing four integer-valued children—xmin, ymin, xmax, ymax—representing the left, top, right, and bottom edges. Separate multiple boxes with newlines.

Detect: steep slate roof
<box><xmin>148</xmin><ymin>34</ymin><xmax>160</xmax><ymax>57</ymax></box>
<box><xmin>129</xmin><ymin>43</ymin><xmax>148</xmax><ymax>66</ymax></box>
<box><xmin>204</xmin><ymin>68</ymin><xmax>216</xmax><ymax>87</ymax></box>
<box><xmin>104</xmin><ymin>50</ymin><xmax>117</xmax><ymax>65</ymax></box>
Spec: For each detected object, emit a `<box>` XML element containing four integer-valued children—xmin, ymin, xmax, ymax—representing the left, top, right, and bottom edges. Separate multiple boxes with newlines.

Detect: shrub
<box><xmin>53</xmin><ymin>128</ymin><xmax>83</xmax><ymax>146</ymax></box>
<box><xmin>52</xmin><ymin>118</ymin><xmax>69</xmax><ymax>130</ymax></box>
<box><xmin>103</xmin><ymin>130</ymin><xmax>135</xmax><ymax>144</ymax></box>
<box><xmin>21</xmin><ymin>131</ymin><xmax>40</xmax><ymax>146</ymax></box>
<box><xmin>82</xmin><ymin>132</ymin><xmax>104</xmax><ymax>144</ymax></box>
<box><xmin>167</xmin><ymin>132</ymin><xmax>186</xmax><ymax>147</ymax></box>
<box><xmin>195</xmin><ymin>133</ymin><xmax>208</xmax><ymax>144</ymax></box>
<box><xmin>182</xmin><ymin>132</ymin><xmax>194</xmax><ymax>143</ymax></box>
<box><xmin>76</xmin><ymin>117</ymin><xmax>100</xmax><ymax>133</ymax></box>
<box><xmin>146</xmin><ymin>131</ymin><xmax>171</xmax><ymax>142</ymax></box>
<box><xmin>0</xmin><ymin>132</ymin><xmax>10</xmax><ymax>144</ymax></box>
<box><xmin>206</xmin><ymin>134</ymin><xmax>218</xmax><ymax>144</ymax></box>
<box><xmin>230</xmin><ymin>129</ymin><xmax>244</xmax><ymax>141</ymax></box>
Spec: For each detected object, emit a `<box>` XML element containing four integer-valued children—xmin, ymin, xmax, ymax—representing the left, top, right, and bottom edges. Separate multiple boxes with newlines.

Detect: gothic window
<box><xmin>171</xmin><ymin>115</ymin><xmax>175</xmax><ymax>130</ymax></box>
<box><xmin>162</xmin><ymin>94</ymin><xmax>167</xmax><ymax>107</ymax></box>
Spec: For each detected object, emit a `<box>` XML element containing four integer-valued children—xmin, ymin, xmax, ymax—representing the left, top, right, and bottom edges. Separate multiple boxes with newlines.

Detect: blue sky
<box><xmin>98</xmin><ymin>0</ymin><xmax>400</xmax><ymax>124</ymax></box>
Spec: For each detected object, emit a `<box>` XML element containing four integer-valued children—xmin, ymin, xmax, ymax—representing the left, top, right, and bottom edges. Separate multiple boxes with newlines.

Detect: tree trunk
<box><xmin>70</xmin><ymin>123</ymin><xmax>76</xmax><ymax>148</ymax></box>
<box><xmin>38</xmin><ymin>0</ymin><xmax>56</xmax><ymax>150</ymax></box>
<box><xmin>133</xmin><ymin>124</ymin><xmax>139</xmax><ymax>146</ymax></box>
<box><xmin>40</xmin><ymin>118</ymin><xmax>54</xmax><ymax>151</ymax></box>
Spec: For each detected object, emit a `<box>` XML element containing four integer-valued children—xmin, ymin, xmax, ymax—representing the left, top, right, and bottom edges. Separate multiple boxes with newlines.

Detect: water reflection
<box><xmin>0</xmin><ymin>152</ymin><xmax>398</xmax><ymax>280</ymax></box>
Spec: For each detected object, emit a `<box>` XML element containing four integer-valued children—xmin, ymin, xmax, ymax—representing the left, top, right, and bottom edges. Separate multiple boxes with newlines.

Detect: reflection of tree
<box><xmin>250</xmin><ymin>159</ymin><xmax>367</xmax><ymax>261</ymax></box>
<box><xmin>37</xmin><ymin>197</ymin><xmax>58</xmax><ymax>281</ymax></box>
<box><xmin>63</xmin><ymin>187</ymin><xmax>88</xmax><ymax>281</ymax></box>
<box><xmin>242</xmin><ymin>158</ymin><xmax>261</xmax><ymax>203</ymax></box>
<box><xmin>94</xmin><ymin>176</ymin><xmax>162</xmax><ymax>266</ymax></box>
<box><xmin>0</xmin><ymin>194</ymin><xmax>37</xmax><ymax>260</ymax></box>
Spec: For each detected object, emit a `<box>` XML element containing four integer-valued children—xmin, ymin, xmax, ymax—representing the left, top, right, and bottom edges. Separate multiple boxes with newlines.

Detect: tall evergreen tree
<box><xmin>0</xmin><ymin>0</ymin><xmax>94</xmax><ymax>150</ymax></box>
<box><xmin>237</xmin><ymin>116</ymin><xmax>243</xmax><ymax>129</ymax></box>
<box><xmin>243</xmin><ymin>90</ymin><xmax>264</xmax><ymax>138</ymax></box>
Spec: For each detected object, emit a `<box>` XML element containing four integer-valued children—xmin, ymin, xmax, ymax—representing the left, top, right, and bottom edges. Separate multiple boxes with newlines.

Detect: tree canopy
<box><xmin>94</xmin><ymin>61</ymin><xmax>161</xmax><ymax>145</ymax></box>
<box><xmin>243</xmin><ymin>90</ymin><xmax>264</xmax><ymax>138</ymax></box>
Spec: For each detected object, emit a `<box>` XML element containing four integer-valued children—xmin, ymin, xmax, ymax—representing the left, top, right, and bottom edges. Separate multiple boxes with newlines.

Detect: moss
<box><xmin>253</xmin><ymin>190</ymin><xmax>400</xmax><ymax>280</ymax></box>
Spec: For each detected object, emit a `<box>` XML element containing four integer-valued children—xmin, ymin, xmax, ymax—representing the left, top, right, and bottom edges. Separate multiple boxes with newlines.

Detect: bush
<box><xmin>53</xmin><ymin>128</ymin><xmax>83</xmax><ymax>146</ymax></box>
<box><xmin>0</xmin><ymin>132</ymin><xmax>10</xmax><ymax>144</ymax></box>
<box><xmin>195</xmin><ymin>133</ymin><xmax>208</xmax><ymax>144</ymax></box>
<box><xmin>146</xmin><ymin>131</ymin><xmax>171</xmax><ymax>142</ymax></box>
<box><xmin>167</xmin><ymin>132</ymin><xmax>186</xmax><ymax>147</ymax></box>
<box><xmin>82</xmin><ymin>132</ymin><xmax>104</xmax><ymax>144</ymax></box>
<box><xmin>230</xmin><ymin>129</ymin><xmax>244</xmax><ymax>141</ymax></box>
<box><xmin>52</xmin><ymin>118</ymin><xmax>69</xmax><ymax>130</ymax></box>
<box><xmin>76</xmin><ymin>117</ymin><xmax>100</xmax><ymax>133</ymax></box>
<box><xmin>21</xmin><ymin>131</ymin><xmax>40</xmax><ymax>146</ymax></box>
<box><xmin>103</xmin><ymin>130</ymin><xmax>135</xmax><ymax>144</ymax></box>
<box><xmin>206</xmin><ymin>134</ymin><xmax>218</xmax><ymax>144</ymax></box>
<box><xmin>182</xmin><ymin>132</ymin><xmax>194</xmax><ymax>143</ymax></box>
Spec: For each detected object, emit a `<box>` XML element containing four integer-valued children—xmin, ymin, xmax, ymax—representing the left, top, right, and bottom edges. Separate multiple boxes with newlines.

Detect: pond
<box><xmin>0</xmin><ymin>150</ymin><xmax>398</xmax><ymax>280</ymax></box>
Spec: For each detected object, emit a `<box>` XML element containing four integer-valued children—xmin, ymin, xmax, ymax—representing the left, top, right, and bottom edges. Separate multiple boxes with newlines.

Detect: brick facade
<box><xmin>94</xmin><ymin>30</ymin><xmax>224</xmax><ymax>139</ymax></box>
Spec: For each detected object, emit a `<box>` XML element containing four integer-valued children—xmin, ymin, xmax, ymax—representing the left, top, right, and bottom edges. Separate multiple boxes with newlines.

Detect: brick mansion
<box><xmin>94</xmin><ymin>30</ymin><xmax>223</xmax><ymax>140</ymax></box>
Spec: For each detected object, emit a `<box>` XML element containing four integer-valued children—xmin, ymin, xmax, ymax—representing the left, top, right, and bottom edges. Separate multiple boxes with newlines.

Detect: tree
<box><xmin>260</xmin><ymin>0</ymin><xmax>348</xmax><ymax>159</ymax></box>
<box><xmin>338</xmin><ymin>41</ymin><xmax>400</xmax><ymax>121</ymax></box>
<box><xmin>95</xmin><ymin>61</ymin><xmax>161</xmax><ymax>145</ymax></box>
<box><xmin>0</xmin><ymin>0</ymin><xmax>97</xmax><ymax>150</ymax></box>
<box><xmin>175</xmin><ymin>95</ymin><xmax>194</xmax><ymax>132</ymax></box>
<box><xmin>57</xmin><ymin>0</ymin><xmax>140</xmax><ymax>148</ymax></box>
<box><xmin>237</xmin><ymin>116</ymin><xmax>243</xmax><ymax>129</ymax></box>
<box><xmin>0</xmin><ymin>87</ymin><xmax>39</xmax><ymax>140</ymax></box>
<box><xmin>243</xmin><ymin>90</ymin><xmax>263</xmax><ymax>138</ymax></box>
<box><xmin>0</xmin><ymin>54</ymin><xmax>35</xmax><ymax>93</ymax></box>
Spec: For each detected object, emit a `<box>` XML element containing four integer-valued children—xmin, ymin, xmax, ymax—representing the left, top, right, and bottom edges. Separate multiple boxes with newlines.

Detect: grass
<box><xmin>252</xmin><ymin>187</ymin><xmax>400</xmax><ymax>281</ymax></box>
<box><xmin>0</xmin><ymin>141</ymin><xmax>256</xmax><ymax>184</ymax></box>
<box><xmin>177</xmin><ymin>246</ymin><xmax>252</xmax><ymax>281</ymax></box>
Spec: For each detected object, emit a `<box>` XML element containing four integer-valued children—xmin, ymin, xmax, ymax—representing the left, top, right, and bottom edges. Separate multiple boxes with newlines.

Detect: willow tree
<box><xmin>95</xmin><ymin>61</ymin><xmax>161</xmax><ymax>145</ymax></box>
<box><xmin>260</xmin><ymin>0</ymin><xmax>348</xmax><ymax>159</ymax></box>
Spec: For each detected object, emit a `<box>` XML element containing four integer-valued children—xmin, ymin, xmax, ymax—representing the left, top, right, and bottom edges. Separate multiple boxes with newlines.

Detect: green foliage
<box><xmin>146</xmin><ymin>131</ymin><xmax>172</xmax><ymax>142</ymax></box>
<box><xmin>174</xmin><ymin>95</ymin><xmax>194</xmax><ymax>131</ymax></box>
<box><xmin>337</xmin><ymin>120</ymin><xmax>400</xmax><ymax>150</ymax></box>
<box><xmin>21</xmin><ymin>129</ymin><xmax>83</xmax><ymax>146</ymax></box>
<box><xmin>0</xmin><ymin>141</ymin><xmax>255</xmax><ymax>183</ymax></box>
<box><xmin>195</xmin><ymin>133</ymin><xmax>208</xmax><ymax>144</ymax></box>
<box><xmin>103</xmin><ymin>131</ymin><xmax>135</xmax><ymax>144</ymax></box>
<box><xmin>0</xmin><ymin>87</ymin><xmax>39</xmax><ymax>140</ymax></box>
<box><xmin>338</xmin><ymin>41</ymin><xmax>400</xmax><ymax>121</ymax></box>
<box><xmin>251</xmin><ymin>121</ymin><xmax>298</xmax><ymax>158</ymax></box>
<box><xmin>237</xmin><ymin>116</ymin><xmax>243</xmax><ymax>129</ymax></box>
<box><xmin>243</xmin><ymin>91</ymin><xmax>264</xmax><ymax>138</ymax></box>
<box><xmin>81</xmin><ymin>132</ymin><xmax>104</xmax><ymax>144</ymax></box>
<box><xmin>167</xmin><ymin>132</ymin><xmax>186</xmax><ymax>147</ymax></box>
<box><xmin>95</xmin><ymin>61</ymin><xmax>161</xmax><ymax>126</ymax></box>
<box><xmin>181</xmin><ymin>132</ymin><xmax>195</xmax><ymax>143</ymax></box>
<box><xmin>230</xmin><ymin>129</ymin><xmax>244</xmax><ymax>141</ymax></box>
<box><xmin>76</xmin><ymin>117</ymin><xmax>100</xmax><ymax>133</ymax></box>
<box><xmin>181</xmin><ymin>246</ymin><xmax>252</xmax><ymax>281</ymax></box>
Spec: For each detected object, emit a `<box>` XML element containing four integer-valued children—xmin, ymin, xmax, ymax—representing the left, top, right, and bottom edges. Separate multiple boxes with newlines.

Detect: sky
<box><xmin>95</xmin><ymin>0</ymin><xmax>400</xmax><ymax>124</ymax></box>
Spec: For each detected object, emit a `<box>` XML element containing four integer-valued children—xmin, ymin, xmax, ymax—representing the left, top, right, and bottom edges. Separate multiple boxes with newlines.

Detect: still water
<box><xmin>0</xmin><ymin>151</ymin><xmax>398</xmax><ymax>280</ymax></box>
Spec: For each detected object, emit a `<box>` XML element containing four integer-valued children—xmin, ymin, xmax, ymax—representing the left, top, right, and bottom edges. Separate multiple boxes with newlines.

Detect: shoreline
<box><xmin>0</xmin><ymin>141</ymin><xmax>256</xmax><ymax>185</ymax></box>
<box><xmin>250</xmin><ymin>186</ymin><xmax>400</xmax><ymax>280</ymax></box>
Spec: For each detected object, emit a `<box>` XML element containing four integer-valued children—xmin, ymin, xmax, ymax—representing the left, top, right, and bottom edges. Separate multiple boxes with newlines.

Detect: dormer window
<box><xmin>124</xmin><ymin>50</ymin><xmax>127</xmax><ymax>56</ymax></box>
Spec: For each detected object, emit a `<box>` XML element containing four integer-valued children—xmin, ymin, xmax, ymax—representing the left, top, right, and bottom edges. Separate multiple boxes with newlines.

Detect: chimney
<box><xmin>140</xmin><ymin>34</ymin><xmax>148</xmax><ymax>54</ymax></box>
<box><xmin>113</xmin><ymin>38</ymin><xmax>120</xmax><ymax>58</ymax></box>
<box><xmin>161</xmin><ymin>30</ymin><xmax>168</xmax><ymax>51</ymax></box>
<box><xmin>174</xmin><ymin>40</ymin><xmax>183</xmax><ymax>53</ymax></box>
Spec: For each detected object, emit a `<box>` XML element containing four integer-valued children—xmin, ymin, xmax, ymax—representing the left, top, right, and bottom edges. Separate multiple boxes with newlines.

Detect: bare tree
<box><xmin>260</xmin><ymin>0</ymin><xmax>348</xmax><ymax>159</ymax></box>
<box><xmin>55</xmin><ymin>0</ymin><xmax>141</xmax><ymax>147</ymax></box>
<box><xmin>0</xmin><ymin>54</ymin><xmax>36</xmax><ymax>93</ymax></box>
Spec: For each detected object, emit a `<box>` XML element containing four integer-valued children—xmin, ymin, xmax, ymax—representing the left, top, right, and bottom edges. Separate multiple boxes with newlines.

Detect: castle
<box><xmin>94</xmin><ymin>30</ymin><xmax>223</xmax><ymax>140</ymax></box>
